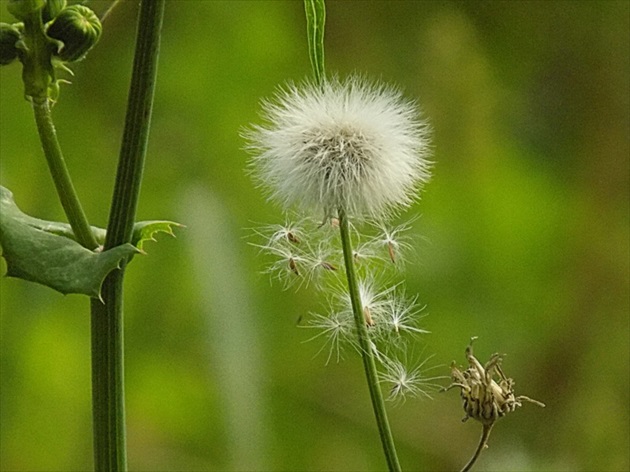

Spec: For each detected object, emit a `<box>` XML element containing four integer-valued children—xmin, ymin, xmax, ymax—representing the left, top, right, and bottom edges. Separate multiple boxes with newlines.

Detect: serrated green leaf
<box><xmin>0</xmin><ymin>186</ymin><xmax>107</xmax><ymax>243</ymax></box>
<box><xmin>0</xmin><ymin>186</ymin><xmax>180</xmax><ymax>250</ymax></box>
<box><xmin>131</xmin><ymin>220</ymin><xmax>182</xmax><ymax>250</ymax></box>
<box><xmin>0</xmin><ymin>186</ymin><xmax>138</xmax><ymax>297</ymax></box>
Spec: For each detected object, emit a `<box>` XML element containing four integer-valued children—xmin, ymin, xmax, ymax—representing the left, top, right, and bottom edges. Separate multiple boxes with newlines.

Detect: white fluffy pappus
<box><xmin>246</xmin><ymin>76</ymin><xmax>432</xmax><ymax>219</ymax></box>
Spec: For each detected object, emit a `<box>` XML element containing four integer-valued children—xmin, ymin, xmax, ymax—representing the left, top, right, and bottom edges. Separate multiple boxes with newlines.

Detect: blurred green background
<box><xmin>1</xmin><ymin>1</ymin><xmax>628</xmax><ymax>471</ymax></box>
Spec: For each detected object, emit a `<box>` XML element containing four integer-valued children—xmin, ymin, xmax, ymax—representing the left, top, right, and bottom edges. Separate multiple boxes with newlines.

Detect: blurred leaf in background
<box><xmin>1</xmin><ymin>1</ymin><xmax>628</xmax><ymax>471</ymax></box>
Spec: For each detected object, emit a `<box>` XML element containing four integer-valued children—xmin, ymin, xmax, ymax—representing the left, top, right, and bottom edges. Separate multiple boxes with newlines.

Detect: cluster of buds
<box><xmin>2</xmin><ymin>0</ymin><xmax>102</xmax><ymax>99</ymax></box>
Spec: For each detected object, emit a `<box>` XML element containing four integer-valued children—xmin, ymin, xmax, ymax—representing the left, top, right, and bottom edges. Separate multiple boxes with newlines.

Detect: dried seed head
<box><xmin>443</xmin><ymin>337</ymin><xmax>545</xmax><ymax>425</ymax></box>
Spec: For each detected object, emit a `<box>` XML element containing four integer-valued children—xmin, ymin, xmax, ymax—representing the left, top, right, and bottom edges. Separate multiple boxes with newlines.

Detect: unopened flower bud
<box><xmin>41</xmin><ymin>0</ymin><xmax>67</xmax><ymax>24</ymax></box>
<box><xmin>46</xmin><ymin>5</ymin><xmax>101</xmax><ymax>62</ymax></box>
<box><xmin>0</xmin><ymin>23</ymin><xmax>21</xmax><ymax>66</ymax></box>
<box><xmin>7</xmin><ymin>0</ymin><xmax>45</xmax><ymax>21</ymax></box>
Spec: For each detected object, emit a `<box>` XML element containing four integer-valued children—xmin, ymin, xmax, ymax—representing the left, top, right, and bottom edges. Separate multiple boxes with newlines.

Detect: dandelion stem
<box><xmin>461</xmin><ymin>423</ymin><xmax>494</xmax><ymax>472</ymax></box>
<box><xmin>338</xmin><ymin>208</ymin><xmax>402</xmax><ymax>472</ymax></box>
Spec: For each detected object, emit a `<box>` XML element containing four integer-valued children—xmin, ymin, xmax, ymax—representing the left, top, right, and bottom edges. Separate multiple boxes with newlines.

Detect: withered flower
<box><xmin>443</xmin><ymin>337</ymin><xmax>545</xmax><ymax>471</ymax></box>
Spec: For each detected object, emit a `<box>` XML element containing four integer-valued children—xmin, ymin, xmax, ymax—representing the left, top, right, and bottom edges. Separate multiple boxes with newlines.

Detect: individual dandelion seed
<box><xmin>252</xmin><ymin>218</ymin><xmax>311</xmax><ymax>247</ymax></box>
<box><xmin>250</xmin><ymin>219</ymin><xmax>320</xmax><ymax>288</ymax></box>
<box><xmin>380</xmin><ymin>353</ymin><xmax>446</xmax><ymax>403</ymax></box>
<box><xmin>360</xmin><ymin>282</ymin><xmax>398</xmax><ymax>328</ymax></box>
<box><xmin>245</xmin><ymin>75</ymin><xmax>432</xmax><ymax>219</ymax></box>
<box><xmin>252</xmin><ymin>217</ymin><xmax>340</xmax><ymax>288</ymax></box>
<box><xmin>301</xmin><ymin>310</ymin><xmax>355</xmax><ymax>364</ymax></box>
<box><xmin>303</xmin><ymin>241</ymin><xmax>338</xmax><ymax>285</ymax></box>
<box><xmin>336</xmin><ymin>278</ymin><xmax>395</xmax><ymax>327</ymax></box>
<box><xmin>352</xmin><ymin>239</ymin><xmax>386</xmax><ymax>267</ymax></box>
<box><xmin>381</xmin><ymin>291</ymin><xmax>429</xmax><ymax>338</ymax></box>
<box><xmin>258</xmin><ymin>242</ymin><xmax>311</xmax><ymax>288</ymax></box>
<box><xmin>267</xmin><ymin>221</ymin><xmax>305</xmax><ymax>245</ymax></box>
<box><xmin>442</xmin><ymin>337</ymin><xmax>545</xmax><ymax>472</ymax></box>
<box><xmin>369</xmin><ymin>219</ymin><xmax>416</xmax><ymax>265</ymax></box>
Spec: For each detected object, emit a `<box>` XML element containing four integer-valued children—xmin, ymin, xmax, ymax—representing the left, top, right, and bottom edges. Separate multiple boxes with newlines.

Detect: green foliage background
<box><xmin>1</xmin><ymin>1</ymin><xmax>628</xmax><ymax>470</ymax></box>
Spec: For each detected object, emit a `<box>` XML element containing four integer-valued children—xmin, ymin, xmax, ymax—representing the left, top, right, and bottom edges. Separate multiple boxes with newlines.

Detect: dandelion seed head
<box><xmin>246</xmin><ymin>76</ymin><xmax>432</xmax><ymax>219</ymax></box>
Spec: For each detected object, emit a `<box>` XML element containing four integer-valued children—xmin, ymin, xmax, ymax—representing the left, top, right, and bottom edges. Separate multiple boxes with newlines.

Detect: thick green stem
<box><xmin>90</xmin><ymin>1</ymin><xmax>165</xmax><ymax>470</ymax></box>
<box><xmin>338</xmin><ymin>209</ymin><xmax>402</xmax><ymax>472</ymax></box>
<box><xmin>32</xmin><ymin>100</ymin><xmax>99</xmax><ymax>250</ymax></box>
<box><xmin>90</xmin><ymin>286</ymin><xmax>126</xmax><ymax>471</ymax></box>
<box><xmin>103</xmin><ymin>1</ymin><xmax>164</xmax><ymax>249</ymax></box>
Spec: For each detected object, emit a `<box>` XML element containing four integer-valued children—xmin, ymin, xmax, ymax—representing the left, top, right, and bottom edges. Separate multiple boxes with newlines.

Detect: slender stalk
<box><xmin>32</xmin><ymin>100</ymin><xmax>99</xmax><ymax>250</ymax></box>
<box><xmin>461</xmin><ymin>423</ymin><xmax>494</xmax><ymax>472</ymax></box>
<box><xmin>338</xmin><ymin>209</ymin><xmax>402</xmax><ymax>472</ymax></box>
<box><xmin>101</xmin><ymin>0</ymin><xmax>123</xmax><ymax>21</ymax></box>
<box><xmin>304</xmin><ymin>0</ymin><xmax>326</xmax><ymax>86</ymax></box>
<box><xmin>90</xmin><ymin>1</ymin><xmax>165</xmax><ymax>470</ymax></box>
